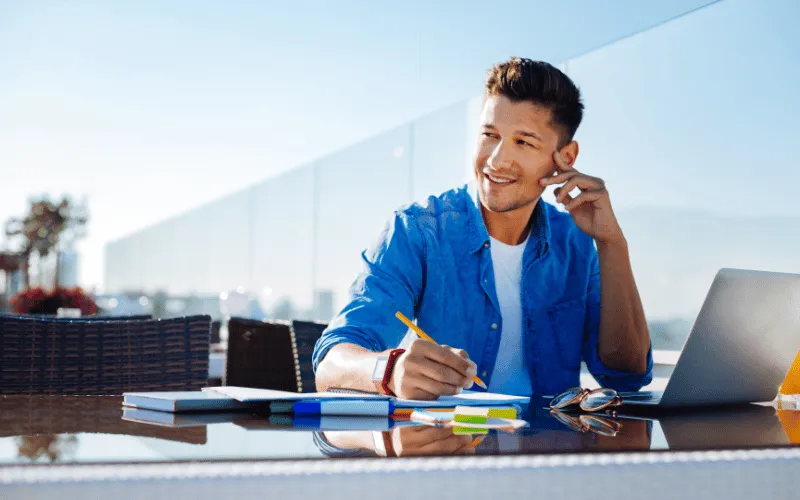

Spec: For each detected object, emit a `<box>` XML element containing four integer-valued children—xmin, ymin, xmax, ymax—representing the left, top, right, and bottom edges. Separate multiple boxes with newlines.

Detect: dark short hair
<box><xmin>484</xmin><ymin>57</ymin><xmax>583</xmax><ymax>146</ymax></box>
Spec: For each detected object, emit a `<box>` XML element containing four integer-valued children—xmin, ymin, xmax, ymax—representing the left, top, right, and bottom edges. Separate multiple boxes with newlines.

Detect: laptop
<box><xmin>621</xmin><ymin>268</ymin><xmax>800</xmax><ymax>408</ymax></box>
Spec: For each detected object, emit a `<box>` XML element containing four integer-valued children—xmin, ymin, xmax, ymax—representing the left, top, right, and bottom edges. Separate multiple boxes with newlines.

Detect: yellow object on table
<box><xmin>779</xmin><ymin>351</ymin><xmax>800</xmax><ymax>395</ymax></box>
<box><xmin>453</xmin><ymin>426</ymin><xmax>489</xmax><ymax>435</ymax></box>
<box><xmin>777</xmin><ymin>410</ymin><xmax>800</xmax><ymax>444</ymax></box>
<box><xmin>453</xmin><ymin>405</ymin><xmax>518</xmax><ymax>424</ymax></box>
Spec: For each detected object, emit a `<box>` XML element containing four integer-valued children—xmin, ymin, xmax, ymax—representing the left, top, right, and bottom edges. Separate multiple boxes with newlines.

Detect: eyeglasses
<box><xmin>549</xmin><ymin>387</ymin><xmax>622</xmax><ymax>412</ymax></box>
<box><xmin>550</xmin><ymin>409</ymin><xmax>623</xmax><ymax>437</ymax></box>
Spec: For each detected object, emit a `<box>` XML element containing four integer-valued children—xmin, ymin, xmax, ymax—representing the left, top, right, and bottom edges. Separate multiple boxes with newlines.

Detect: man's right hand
<box><xmin>389</xmin><ymin>426</ymin><xmax>477</xmax><ymax>456</ymax></box>
<box><xmin>388</xmin><ymin>339</ymin><xmax>477</xmax><ymax>400</ymax></box>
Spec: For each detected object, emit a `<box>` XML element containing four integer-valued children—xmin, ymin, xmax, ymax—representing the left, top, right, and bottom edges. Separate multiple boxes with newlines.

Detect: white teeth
<box><xmin>486</xmin><ymin>173</ymin><xmax>513</xmax><ymax>184</ymax></box>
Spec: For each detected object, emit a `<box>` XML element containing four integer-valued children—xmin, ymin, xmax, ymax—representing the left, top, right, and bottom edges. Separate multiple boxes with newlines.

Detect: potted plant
<box><xmin>4</xmin><ymin>196</ymin><xmax>88</xmax><ymax>289</ymax></box>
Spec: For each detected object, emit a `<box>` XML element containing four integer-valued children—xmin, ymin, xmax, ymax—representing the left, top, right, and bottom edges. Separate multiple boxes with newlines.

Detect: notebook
<box><xmin>290</xmin><ymin>415</ymin><xmax>398</xmax><ymax>431</ymax></box>
<box><xmin>122</xmin><ymin>407</ymin><xmax>243</xmax><ymax>427</ymax></box>
<box><xmin>233</xmin><ymin>414</ymin><xmax>419</xmax><ymax>431</ymax></box>
<box><xmin>122</xmin><ymin>391</ymin><xmax>257</xmax><ymax>413</ymax></box>
<box><xmin>275</xmin><ymin>399</ymin><xmax>395</xmax><ymax>416</ymax></box>
<box><xmin>207</xmin><ymin>386</ymin><xmax>392</xmax><ymax>403</ymax></box>
<box><xmin>393</xmin><ymin>391</ymin><xmax>529</xmax><ymax>409</ymax></box>
<box><xmin>211</xmin><ymin>386</ymin><xmax>529</xmax><ymax>409</ymax></box>
<box><xmin>122</xmin><ymin>387</ymin><xmax>529</xmax><ymax>415</ymax></box>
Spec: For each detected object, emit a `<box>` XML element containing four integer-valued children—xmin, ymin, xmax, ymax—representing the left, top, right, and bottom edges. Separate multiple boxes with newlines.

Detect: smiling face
<box><xmin>473</xmin><ymin>95</ymin><xmax>564</xmax><ymax>214</ymax></box>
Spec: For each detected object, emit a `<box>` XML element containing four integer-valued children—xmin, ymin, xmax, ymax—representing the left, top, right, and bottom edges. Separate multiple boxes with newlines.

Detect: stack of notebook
<box><xmin>122</xmin><ymin>386</ymin><xmax>530</xmax><ymax>417</ymax></box>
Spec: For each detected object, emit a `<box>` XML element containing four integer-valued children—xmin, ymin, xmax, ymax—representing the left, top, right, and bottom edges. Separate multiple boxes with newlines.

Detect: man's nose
<box><xmin>487</xmin><ymin>141</ymin><xmax>514</xmax><ymax>170</ymax></box>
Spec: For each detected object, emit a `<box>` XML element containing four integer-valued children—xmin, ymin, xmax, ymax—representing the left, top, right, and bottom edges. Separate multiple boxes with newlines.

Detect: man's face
<box><xmin>473</xmin><ymin>95</ymin><xmax>563</xmax><ymax>214</ymax></box>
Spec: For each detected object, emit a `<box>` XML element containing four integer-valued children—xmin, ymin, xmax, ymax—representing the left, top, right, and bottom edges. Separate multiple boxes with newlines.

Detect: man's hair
<box><xmin>484</xmin><ymin>57</ymin><xmax>583</xmax><ymax>146</ymax></box>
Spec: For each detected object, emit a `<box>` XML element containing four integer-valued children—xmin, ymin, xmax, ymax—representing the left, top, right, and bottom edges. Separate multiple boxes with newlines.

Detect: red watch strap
<box><xmin>381</xmin><ymin>348</ymin><xmax>406</xmax><ymax>397</ymax></box>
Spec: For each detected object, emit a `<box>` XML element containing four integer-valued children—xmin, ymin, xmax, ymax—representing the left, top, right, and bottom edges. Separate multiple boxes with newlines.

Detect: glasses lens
<box><xmin>550</xmin><ymin>410</ymin><xmax>586</xmax><ymax>432</ymax></box>
<box><xmin>580</xmin><ymin>414</ymin><xmax>622</xmax><ymax>436</ymax></box>
<box><xmin>550</xmin><ymin>387</ymin><xmax>584</xmax><ymax>409</ymax></box>
<box><xmin>580</xmin><ymin>388</ymin><xmax>619</xmax><ymax>412</ymax></box>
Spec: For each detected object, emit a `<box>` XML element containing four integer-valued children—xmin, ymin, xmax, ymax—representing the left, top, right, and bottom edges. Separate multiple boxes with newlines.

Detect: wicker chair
<box><xmin>210</xmin><ymin>320</ymin><xmax>221</xmax><ymax>345</ymax></box>
<box><xmin>225</xmin><ymin>318</ymin><xmax>301</xmax><ymax>392</ymax></box>
<box><xmin>0</xmin><ymin>314</ymin><xmax>153</xmax><ymax>321</ymax></box>
<box><xmin>92</xmin><ymin>315</ymin><xmax>153</xmax><ymax>321</ymax></box>
<box><xmin>290</xmin><ymin>320</ymin><xmax>327</xmax><ymax>393</ymax></box>
<box><xmin>0</xmin><ymin>314</ymin><xmax>211</xmax><ymax>395</ymax></box>
<box><xmin>0</xmin><ymin>396</ymin><xmax>207</xmax><ymax>444</ymax></box>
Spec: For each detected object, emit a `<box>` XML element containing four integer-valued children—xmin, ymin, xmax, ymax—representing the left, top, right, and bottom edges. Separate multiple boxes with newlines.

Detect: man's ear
<box><xmin>557</xmin><ymin>141</ymin><xmax>580</xmax><ymax>168</ymax></box>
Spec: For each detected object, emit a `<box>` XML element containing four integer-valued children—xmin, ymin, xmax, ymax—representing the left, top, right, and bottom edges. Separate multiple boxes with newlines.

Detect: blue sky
<box><xmin>0</xmin><ymin>0</ymin><xmax>738</xmax><ymax>289</ymax></box>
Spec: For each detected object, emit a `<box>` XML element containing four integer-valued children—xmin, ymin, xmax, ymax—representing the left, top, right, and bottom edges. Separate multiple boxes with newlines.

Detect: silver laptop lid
<box><xmin>660</xmin><ymin>268</ymin><xmax>800</xmax><ymax>407</ymax></box>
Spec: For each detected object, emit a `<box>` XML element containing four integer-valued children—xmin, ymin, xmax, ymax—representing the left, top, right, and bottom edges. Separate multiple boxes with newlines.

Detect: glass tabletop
<box><xmin>0</xmin><ymin>395</ymin><xmax>797</xmax><ymax>465</ymax></box>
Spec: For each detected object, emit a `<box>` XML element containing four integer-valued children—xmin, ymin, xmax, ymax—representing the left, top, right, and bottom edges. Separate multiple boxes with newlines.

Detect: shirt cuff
<box><xmin>588</xmin><ymin>345</ymin><xmax>654</xmax><ymax>392</ymax></box>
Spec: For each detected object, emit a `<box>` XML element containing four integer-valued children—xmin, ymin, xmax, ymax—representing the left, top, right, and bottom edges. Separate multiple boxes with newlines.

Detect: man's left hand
<box><xmin>540</xmin><ymin>151</ymin><xmax>625</xmax><ymax>243</ymax></box>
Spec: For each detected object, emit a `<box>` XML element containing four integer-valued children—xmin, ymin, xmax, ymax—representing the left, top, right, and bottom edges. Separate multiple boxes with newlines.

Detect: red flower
<box><xmin>11</xmin><ymin>287</ymin><xmax>98</xmax><ymax>316</ymax></box>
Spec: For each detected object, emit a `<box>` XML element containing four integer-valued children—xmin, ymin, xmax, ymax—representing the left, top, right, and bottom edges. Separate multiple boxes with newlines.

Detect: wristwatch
<box><xmin>372</xmin><ymin>430</ymin><xmax>395</xmax><ymax>457</ymax></box>
<box><xmin>372</xmin><ymin>348</ymin><xmax>406</xmax><ymax>396</ymax></box>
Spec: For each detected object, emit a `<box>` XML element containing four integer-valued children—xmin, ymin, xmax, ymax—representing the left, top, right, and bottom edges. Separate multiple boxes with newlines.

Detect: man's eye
<box><xmin>516</xmin><ymin>139</ymin><xmax>533</xmax><ymax>148</ymax></box>
<box><xmin>481</xmin><ymin>132</ymin><xmax>496</xmax><ymax>138</ymax></box>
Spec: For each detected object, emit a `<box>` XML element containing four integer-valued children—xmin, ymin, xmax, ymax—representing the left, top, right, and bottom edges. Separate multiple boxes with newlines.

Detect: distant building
<box><xmin>314</xmin><ymin>289</ymin><xmax>334</xmax><ymax>323</ymax></box>
<box><xmin>57</xmin><ymin>251</ymin><xmax>79</xmax><ymax>288</ymax></box>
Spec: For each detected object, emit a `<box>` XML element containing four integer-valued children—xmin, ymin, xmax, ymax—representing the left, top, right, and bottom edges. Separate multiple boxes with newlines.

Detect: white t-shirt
<box><xmin>487</xmin><ymin>234</ymin><xmax>533</xmax><ymax>396</ymax></box>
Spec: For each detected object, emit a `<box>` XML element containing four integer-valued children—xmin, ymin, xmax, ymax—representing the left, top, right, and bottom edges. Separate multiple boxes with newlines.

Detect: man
<box><xmin>313</xmin><ymin>57</ymin><xmax>652</xmax><ymax>399</ymax></box>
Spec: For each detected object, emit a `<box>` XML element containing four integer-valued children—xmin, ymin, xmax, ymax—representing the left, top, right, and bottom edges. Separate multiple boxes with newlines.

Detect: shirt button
<box><xmin>481</xmin><ymin>370</ymin><xmax>488</xmax><ymax>378</ymax></box>
<box><xmin>483</xmin><ymin>242</ymin><xmax>489</xmax><ymax>248</ymax></box>
<box><xmin>491</xmin><ymin>323</ymin><xmax>498</xmax><ymax>330</ymax></box>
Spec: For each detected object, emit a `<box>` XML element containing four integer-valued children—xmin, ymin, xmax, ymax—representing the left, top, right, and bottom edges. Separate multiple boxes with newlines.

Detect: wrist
<box><xmin>596</xmin><ymin>235</ymin><xmax>628</xmax><ymax>253</ymax></box>
<box><xmin>373</xmin><ymin>431</ymin><xmax>395</xmax><ymax>457</ymax></box>
<box><xmin>387</xmin><ymin>366</ymin><xmax>399</xmax><ymax>397</ymax></box>
<box><xmin>372</xmin><ymin>348</ymin><xmax>405</xmax><ymax>396</ymax></box>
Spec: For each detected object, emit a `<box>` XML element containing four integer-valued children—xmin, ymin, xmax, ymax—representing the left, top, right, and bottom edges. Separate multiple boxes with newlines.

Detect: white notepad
<box><xmin>206</xmin><ymin>386</ymin><xmax>391</xmax><ymax>403</ymax></box>
<box><xmin>210</xmin><ymin>386</ymin><xmax>529</xmax><ymax>408</ymax></box>
<box><xmin>392</xmin><ymin>391</ymin><xmax>529</xmax><ymax>408</ymax></box>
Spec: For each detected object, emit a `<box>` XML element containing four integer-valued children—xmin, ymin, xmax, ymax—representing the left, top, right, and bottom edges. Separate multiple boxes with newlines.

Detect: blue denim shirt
<box><xmin>312</xmin><ymin>183</ymin><xmax>653</xmax><ymax>396</ymax></box>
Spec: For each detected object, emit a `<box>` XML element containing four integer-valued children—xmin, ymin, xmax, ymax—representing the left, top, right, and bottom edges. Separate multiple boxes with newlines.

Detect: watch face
<box><xmin>372</xmin><ymin>356</ymin><xmax>389</xmax><ymax>381</ymax></box>
<box><xmin>373</xmin><ymin>431</ymin><xmax>388</xmax><ymax>457</ymax></box>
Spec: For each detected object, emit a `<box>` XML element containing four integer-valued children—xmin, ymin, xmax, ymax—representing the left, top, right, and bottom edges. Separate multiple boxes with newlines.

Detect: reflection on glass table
<box><xmin>545</xmin><ymin>409</ymin><xmax>652</xmax><ymax>452</ymax></box>
<box><xmin>549</xmin><ymin>404</ymin><xmax>797</xmax><ymax>452</ymax></box>
<box><xmin>648</xmin><ymin>405</ymin><xmax>791</xmax><ymax>450</ymax></box>
<box><xmin>550</xmin><ymin>409</ymin><xmax>623</xmax><ymax>437</ymax></box>
<box><xmin>1</xmin><ymin>396</ymin><xmax>798</xmax><ymax>466</ymax></box>
<box><xmin>13</xmin><ymin>434</ymin><xmax>78</xmax><ymax>463</ymax></box>
<box><xmin>320</xmin><ymin>425</ymin><xmax>481</xmax><ymax>458</ymax></box>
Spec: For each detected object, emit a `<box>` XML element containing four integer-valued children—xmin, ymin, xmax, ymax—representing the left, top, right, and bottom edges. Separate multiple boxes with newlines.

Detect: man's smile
<box><xmin>482</xmin><ymin>169</ymin><xmax>517</xmax><ymax>185</ymax></box>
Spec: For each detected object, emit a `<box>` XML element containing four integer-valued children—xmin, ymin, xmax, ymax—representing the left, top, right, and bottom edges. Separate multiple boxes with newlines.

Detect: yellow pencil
<box><xmin>470</xmin><ymin>434</ymin><xmax>487</xmax><ymax>448</ymax></box>
<box><xmin>394</xmin><ymin>311</ymin><xmax>488</xmax><ymax>390</ymax></box>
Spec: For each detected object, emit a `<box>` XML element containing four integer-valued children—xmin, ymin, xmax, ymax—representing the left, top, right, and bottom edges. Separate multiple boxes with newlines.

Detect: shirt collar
<box><xmin>466</xmin><ymin>181</ymin><xmax>552</xmax><ymax>257</ymax></box>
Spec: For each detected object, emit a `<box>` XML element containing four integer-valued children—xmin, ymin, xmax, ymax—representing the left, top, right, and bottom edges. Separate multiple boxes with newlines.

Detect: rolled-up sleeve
<box><xmin>582</xmin><ymin>246</ymin><xmax>653</xmax><ymax>392</ymax></box>
<box><xmin>312</xmin><ymin>212</ymin><xmax>425</xmax><ymax>372</ymax></box>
